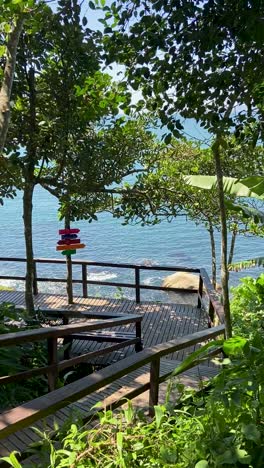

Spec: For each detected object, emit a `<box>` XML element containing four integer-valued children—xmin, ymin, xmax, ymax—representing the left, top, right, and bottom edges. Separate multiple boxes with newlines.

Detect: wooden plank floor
<box><xmin>0</xmin><ymin>290</ymin><xmax>208</xmax><ymax>364</ymax></box>
<box><xmin>0</xmin><ymin>290</ymin><xmax>214</xmax><ymax>459</ymax></box>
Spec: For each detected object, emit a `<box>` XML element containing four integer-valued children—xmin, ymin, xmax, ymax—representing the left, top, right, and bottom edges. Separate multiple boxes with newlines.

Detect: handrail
<box><xmin>0</xmin><ymin>311</ymin><xmax>143</xmax><ymax>391</ymax></box>
<box><xmin>199</xmin><ymin>268</ymin><xmax>225</xmax><ymax>324</ymax></box>
<box><xmin>0</xmin><ymin>256</ymin><xmax>200</xmax><ymax>304</ymax></box>
<box><xmin>0</xmin><ymin>256</ymin><xmax>225</xmax><ymax>326</ymax></box>
<box><xmin>0</xmin><ymin>315</ymin><xmax>142</xmax><ymax>347</ymax></box>
<box><xmin>0</xmin><ymin>324</ymin><xmax>225</xmax><ymax>439</ymax></box>
<box><xmin>0</xmin><ymin>257</ymin><xmax>200</xmax><ymax>272</ymax></box>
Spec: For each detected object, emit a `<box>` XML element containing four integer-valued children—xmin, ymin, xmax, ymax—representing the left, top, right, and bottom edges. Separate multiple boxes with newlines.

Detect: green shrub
<box><xmin>231</xmin><ymin>274</ymin><xmax>264</xmax><ymax>337</ymax></box>
<box><xmin>0</xmin><ymin>302</ymin><xmax>48</xmax><ymax>409</ymax></box>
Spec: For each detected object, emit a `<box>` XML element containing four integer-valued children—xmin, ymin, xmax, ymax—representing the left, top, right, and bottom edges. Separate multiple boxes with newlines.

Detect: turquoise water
<box><xmin>0</xmin><ymin>186</ymin><xmax>263</xmax><ymax>300</ymax></box>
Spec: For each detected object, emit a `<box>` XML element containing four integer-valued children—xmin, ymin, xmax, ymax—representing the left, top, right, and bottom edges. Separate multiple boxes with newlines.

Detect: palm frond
<box><xmin>228</xmin><ymin>257</ymin><xmax>264</xmax><ymax>272</ymax></box>
<box><xmin>184</xmin><ymin>175</ymin><xmax>264</xmax><ymax>199</ymax></box>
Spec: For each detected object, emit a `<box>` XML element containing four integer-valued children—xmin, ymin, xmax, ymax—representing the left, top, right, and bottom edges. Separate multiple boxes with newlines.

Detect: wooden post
<box><xmin>135</xmin><ymin>267</ymin><xmax>140</xmax><ymax>304</ymax></box>
<box><xmin>47</xmin><ymin>337</ymin><xmax>58</xmax><ymax>392</ymax></box>
<box><xmin>82</xmin><ymin>264</ymin><xmax>88</xmax><ymax>298</ymax></box>
<box><xmin>197</xmin><ymin>274</ymin><xmax>203</xmax><ymax>308</ymax></box>
<box><xmin>33</xmin><ymin>260</ymin><xmax>38</xmax><ymax>296</ymax></box>
<box><xmin>135</xmin><ymin>320</ymin><xmax>143</xmax><ymax>352</ymax></box>
<box><xmin>65</xmin><ymin>212</ymin><xmax>73</xmax><ymax>304</ymax></box>
<box><xmin>149</xmin><ymin>358</ymin><xmax>160</xmax><ymax>417</ymax></box>
<box><xmin>62</xmin><ymin>315</ymin><xmax>73</xmax><ymax>360</ymax></box>
<box><xmin>209</xmin><ymin>301</ymin><xmax>215</xmax><ymax>326</ymax></box>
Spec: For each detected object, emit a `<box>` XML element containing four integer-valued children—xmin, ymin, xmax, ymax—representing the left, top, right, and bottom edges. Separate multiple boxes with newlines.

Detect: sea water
<box><xmin>0</xmin><ymin>186</ymin><xmax>263</xmax><ymax>301</ymax></box>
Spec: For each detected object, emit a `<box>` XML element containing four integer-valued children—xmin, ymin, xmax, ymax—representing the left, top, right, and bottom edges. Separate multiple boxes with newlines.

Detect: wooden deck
<box><xmin>0</xmin><ymin>290</ymin><xmax>208</xmax><ymax>365</ymax></box>
<box><xmin>0</xmin><ymin>290</ymin><xmax>216</xmax><ymax>459</ymax></box>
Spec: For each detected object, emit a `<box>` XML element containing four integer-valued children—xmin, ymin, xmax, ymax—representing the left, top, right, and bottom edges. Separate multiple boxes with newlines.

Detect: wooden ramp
<box><xmin>0</xmin><ymin>359</ymin><xmax>218</xmax><ymax>458</ymax></box>
<box><xmin>0</xmin><ymin>291</ymin><xmax>208</xmax><ymax>365</ymax></box>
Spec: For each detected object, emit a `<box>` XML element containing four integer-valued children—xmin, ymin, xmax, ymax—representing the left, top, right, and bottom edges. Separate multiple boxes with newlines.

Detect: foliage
<box><xmin>3</xmin><ymin>332</ymin><xmax>264</xmax><ymax>467</ymax></box>
<box><xmin>102</xmin><ymin>0</ymin><xmax>264</xmax><ymax>338</ymax></box>
<box><xmin>229</xmin><ymin>257</ymin><xmax>264</xmax><ymax>272</ymax></box>
<box><xmin>103</xmin><ymin>0</ymin><xmax>264</xmax><ymax>137</ymax></box>
<box><xmin>184</xmin><ymin>176</ymin><xmax>264</xmax><ymax>200</ymax></box>
<box><xmin>230</xmin><ymin>274</ymin><xmax>264</xmax><ymax>338</ymax></box>
<box><xmin>0</xmin><ymin>302</ymin><xmax>48</xmax><ymax>409</ymax></box>
<box><xmin>3</xmin><ymin>0</ymin><xmax>160</xmax><ymax>312</ymax></box>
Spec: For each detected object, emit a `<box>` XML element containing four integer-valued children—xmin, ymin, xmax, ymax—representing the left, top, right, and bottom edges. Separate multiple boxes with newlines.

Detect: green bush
<box><xmin>0</xmin><ymin>302</ymin><xmax>48</xmax><ymax>409</ymax></box>
<box><xmin>230</xmin><ymin>273</ymin><xmax>264</xmax><ymax>337</ymax></box>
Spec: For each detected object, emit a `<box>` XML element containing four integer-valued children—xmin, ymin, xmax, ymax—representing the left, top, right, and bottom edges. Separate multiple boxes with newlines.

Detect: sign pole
<box><xmin>65</xmin><ymin>214</ymin><xmax>73</xmax><ymax>304</ymax></box>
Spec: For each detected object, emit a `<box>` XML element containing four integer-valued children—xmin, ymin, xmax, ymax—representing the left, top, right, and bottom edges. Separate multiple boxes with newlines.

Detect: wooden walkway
<box><xmin>0</xmin><ymin>359</ymin><xmax>218</xmax><ymax>457</ymax></box>
<box><xmin>0</xmin><ymin>290</ymin><xmax>208</xmax><ymax>364</ymax></box>
<box><xmin>0</xmin><ymin>290</ymin><xmax>216</xmax><ymax>459</ymax></box>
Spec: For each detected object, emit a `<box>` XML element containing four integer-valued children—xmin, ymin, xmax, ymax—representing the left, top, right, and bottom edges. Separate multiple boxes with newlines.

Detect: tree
<box><xmin>41</xmin><ymin>118</ymin><xmax>160</xmax><ymax>303</ymax></box>
<box><xmin>115</xmin><ymin>138</ymin><xmax>264</xmax><ymax>287</ymax></box>
<box><xmin>102</xmin><ymin>0</ymin><xmax>264</xmax><ymax>337</ymax></box>
<box><xmin>4</xmin><ymin>0</ymin><xmax>105</xmax><ymax>312</ymax></box>
<box><xmin>4</xmin><ymin>0</ymin><xmax>159</xmax><ymax>311</ymax></box>
<box><xmin>0</xmin><ymin>0</ymin><xmax>33</xmax><ymax>155</ymax></box>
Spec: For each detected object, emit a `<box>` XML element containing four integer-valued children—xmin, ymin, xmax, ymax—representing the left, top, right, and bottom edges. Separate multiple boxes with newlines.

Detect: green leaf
<box><xmin>0</xmin><ymin>452</ymin><xmax>22</xmax><ymax>468</ymax></box>
<box><xmin>0</xmin><ymin>45</ymin><xmax>6</xmax><ymax>57</ymax></box>
<box><xmin>216</xmin><ymin>449</ymin><xmax>237</xmax><ymax>465</ymax></box>
<box><xmin>195</xmin><ymin>461</ymin><xmax>209</xmax><ymax>468</ymax></box>
<box><xmin>239</xmin><ymin>176</ymin><xmax>264</xmax><ymax>196</ymax></box>
<box><xmin>116</xmin><ymin>432</ymin><xmax>123</xmax><ymax>454</ymax></box>
<box><xmin>225</xmin><ymin>200</ymin><xmax>264</xmax><ymax>223</ymax></box>
<box><xmin>184</xmin><ymin>175</ymin><xmax>263</xmax><ymax>199</ymax></box>
<box><xmin>172</xmin><ymin>340</ymin><xmax>224</xmax><ymax>377</ymax></box>
<box><xmin>164</xmin><ymin>133</ymin><xmax>172</xmax><ymax>144</ymax></box>
<box><xmin>236</xmin><ymin>448</ymin><xmax>251</xmax><ymax>464</ymax></box>
<box><xmin>228</xmin><ymin>257</ymin><xmax>264</xmax><ymax>271</ymax></box>
<box><xmin>154</xmin><ymin>405</ymin><xmax>165</xmax><ymax>429</ymax></box>
<box><xmin>223</xmin><ymin>336</ymin><xmax>248</xmax><ymax>356</ymax></box>
<box><xmin>89</xmin><ymin>1</ymin><xmax>95</xmax><ymax>9</ymax></box>
<box><xmin>242</xmin><ymin>423</ymin><xmax>260</xmax><ymax>442</ymax></box>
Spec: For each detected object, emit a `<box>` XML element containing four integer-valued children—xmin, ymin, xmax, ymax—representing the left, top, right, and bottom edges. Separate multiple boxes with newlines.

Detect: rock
<box><xmin>162</xmin><ymin>272</ymin><xmax>200</xmax><ymax>290</ymax></box>
<box><xmin>162</xmin><ymin>272</ymin><xmax>222</xmax><ymax>292</ymax></box>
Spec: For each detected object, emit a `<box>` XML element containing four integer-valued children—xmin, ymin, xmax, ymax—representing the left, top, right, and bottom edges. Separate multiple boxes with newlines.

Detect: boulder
<box><xmin>162</xmin><ymin>272</ymin><xmax>199</xmax><ymax>290</ymax></box>
<box><xmin>162</xmin><ymin>272</ymin><xmax>222</xmax><ymax>293</ymax></box>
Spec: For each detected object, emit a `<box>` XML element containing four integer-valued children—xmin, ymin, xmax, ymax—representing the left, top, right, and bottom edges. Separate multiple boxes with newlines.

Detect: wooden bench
<box><xmin>39</xmin><ymin>308</ymin><xmax>144</xmax><ymax>358</ymax></box>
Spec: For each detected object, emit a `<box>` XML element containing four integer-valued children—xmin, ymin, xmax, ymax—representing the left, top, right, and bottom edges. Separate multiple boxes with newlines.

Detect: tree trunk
<box><xmin>208</xmin><ymin>222</ymin><xmax>217</xmax><ymax>288</ymax></box>
<box><xmin>213</xmin><ymin>140</ymin><xmax>232</xmax><ymax>338</ymax></box>
<box><xmin>23</xmin><ymin>180</ymin><xmax>35</xmax><ymax>314</ymax></box>
<box><xmin>65</xmin><ymin>210</ymin><xmax>73</xmax><ymax>304</ymax></box>
<box><xmin>228</xmin><ymin>228</ymin><xmax>237</xmax><ymax>266</ymax></box>
<box><xmin>0</xmin><ymin>15</ymin><xmax>25</xmax><ymax>155</ymax></box>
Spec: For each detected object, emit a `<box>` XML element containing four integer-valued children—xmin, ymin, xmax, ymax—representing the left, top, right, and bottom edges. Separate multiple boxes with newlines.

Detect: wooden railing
<box><xmin>0</xmin><ymin>256</ymin><xmax>225</xmax><ymax>325</ymax></box>
<box><xmin>0</xmin><ymin>256</ymin><xmax>200</xmax><ymax>302</ymax></box>
<box><xmin>0</xmin><ymin>324</ymin><xmax>225</xmax><ymax>439</ymax></box>
<box><xmin>199</xmin><ymin>268</ymin><xmax>225</xmax><ymax>325</ymax></box>
<box><xmin>0</xmin><ymin>310</ymin><xmax>143</xmax><ymax>392</ymax></box>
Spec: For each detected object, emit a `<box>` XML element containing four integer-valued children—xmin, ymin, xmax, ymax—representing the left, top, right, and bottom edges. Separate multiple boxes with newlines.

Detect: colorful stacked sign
<box><xmin>56</xmin><ymin>228</ymin><xmax>85</xmax><ymax>256</ymax></box>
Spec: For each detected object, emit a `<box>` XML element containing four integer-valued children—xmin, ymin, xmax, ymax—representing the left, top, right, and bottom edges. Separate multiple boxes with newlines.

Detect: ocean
<box><xmin>0</xmin><ymin>186</ymin><xmax>263</xmax><ymax>302</ymax></box>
